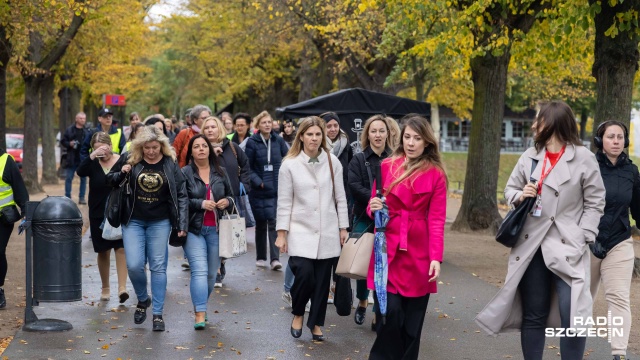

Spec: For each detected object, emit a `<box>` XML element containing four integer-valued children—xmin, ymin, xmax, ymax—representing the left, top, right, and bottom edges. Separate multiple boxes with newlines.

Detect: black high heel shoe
<box><xmin>312</xmin><ymin>333</ymin><xmax>325</xmax><ymax>342</ymax></box>
<box><xmin>290</xmin><ymin>316</ymin><xmax>302</xmax><ymax>338</ymax></box>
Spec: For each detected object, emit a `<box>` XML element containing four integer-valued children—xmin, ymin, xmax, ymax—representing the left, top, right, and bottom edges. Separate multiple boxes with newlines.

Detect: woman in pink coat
<box><xmin>367</xmin><ymin>116</ymin><xmax>447</xmax><ymax>360</ymax></box>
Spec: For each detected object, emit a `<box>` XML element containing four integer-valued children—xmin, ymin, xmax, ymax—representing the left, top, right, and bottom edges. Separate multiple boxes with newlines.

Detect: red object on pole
<box><xmin>105</xmin><ymin>94</ymin><xmax>126</xmax><ymax>106</ymax></box>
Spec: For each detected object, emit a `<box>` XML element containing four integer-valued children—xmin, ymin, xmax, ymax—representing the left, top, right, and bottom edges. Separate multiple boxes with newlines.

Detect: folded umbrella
<box><xmin>373</xmin><ymin>201</ymin><xmax>389</xmax><ymax>324</ymax></box>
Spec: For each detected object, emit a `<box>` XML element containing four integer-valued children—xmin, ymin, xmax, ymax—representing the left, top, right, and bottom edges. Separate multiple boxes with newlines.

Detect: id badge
<box><xmin>532</xmin><ymin>196</ymin><xmax>542</xmax><ymax>217</ymax></box>
<box><xmin>264</xmin><ymin>164</ymin><xmax>273</xmax><ymax>172</ymax></box>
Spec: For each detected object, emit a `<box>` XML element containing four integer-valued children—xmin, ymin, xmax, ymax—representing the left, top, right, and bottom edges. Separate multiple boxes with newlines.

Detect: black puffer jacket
<box><xmin>182</xmin><ymin>163</ymin><xmax>234</xmax><ymax>235</ymax></box>
<box><xmin>244</xmin><ymin>131</ymin><xmax>289</xmax><ymax>221</ymax></box>
<box><xmin>348</xmin><ymin>146</ymin><xmax>392</xmax><ymax>221</ymax></box>
<box><xmin>106</xmin><ymin>154</ymin><xmax>189</xmax><ymax>232</ymax></box>
<box><xmin>595</xmin><ymin>150</ymin><xmax>640</xmax><ymax>252</ymax></box>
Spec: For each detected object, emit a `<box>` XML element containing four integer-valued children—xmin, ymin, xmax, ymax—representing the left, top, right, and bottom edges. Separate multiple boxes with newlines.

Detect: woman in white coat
<box><xmin>275</xmin><ymin>116</ymin><xmax>349</xmax><ymax>342</ymax></box>
<box><xmin>475</xmin><ymin>101</ymin><xmax>605</xmax><ymax>360</ymax></box>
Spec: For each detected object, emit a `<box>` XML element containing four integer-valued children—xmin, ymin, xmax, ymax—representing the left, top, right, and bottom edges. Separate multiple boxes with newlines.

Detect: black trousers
<box><xmin>0</xmin><ymin>221</ymin><xmax>14</xmax><ymax>287</ymax></box>
<box><xmin>369</xmin><ymin>292</ymin><xmax>430</xmax><ymax>360</ymax></box>
<box><xmin>289</xmin><ymin>256</ymin><xmax>335</xmax><ymax>331</ymax></box>
<box><xmin>255</xmin><ymin>219</ymin><xmax>278</xmax><ymax>262</ymax></box>
<box><xmin>519</xmin><ymin>247</ymin><xmax>586</xmax><ymax>360</ymax></box>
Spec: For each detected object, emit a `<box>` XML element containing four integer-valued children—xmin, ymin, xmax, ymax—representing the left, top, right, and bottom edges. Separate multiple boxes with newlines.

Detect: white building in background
<box><xmin>631</xmin><ymin>108</ymin><xmax>640</xmax><ymax>157</ymax></box>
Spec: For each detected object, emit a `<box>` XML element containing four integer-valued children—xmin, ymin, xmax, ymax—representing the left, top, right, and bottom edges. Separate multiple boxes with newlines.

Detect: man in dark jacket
<box><xmin>80</xmin><ymin>108</ymin><xmax>126</xmax><ymax>162</ymax></box>
<box><xmin>61</xmin><ymin>112</ymin><xmax>89</xmax><ymax>204</ymax></box>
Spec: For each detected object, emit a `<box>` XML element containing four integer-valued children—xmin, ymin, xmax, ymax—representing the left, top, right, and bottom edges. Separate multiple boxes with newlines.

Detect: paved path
<box><xmin>3</xmin><ymin>228</ymin><xmax>617</xmax><ymax>359</ymax></box>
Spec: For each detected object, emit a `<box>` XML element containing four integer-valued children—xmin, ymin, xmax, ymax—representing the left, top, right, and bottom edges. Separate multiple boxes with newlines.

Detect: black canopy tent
<box><xmin>275</xmin><ymin>88</ymin><xmax>430</xmax><ymax>152</ymax></box>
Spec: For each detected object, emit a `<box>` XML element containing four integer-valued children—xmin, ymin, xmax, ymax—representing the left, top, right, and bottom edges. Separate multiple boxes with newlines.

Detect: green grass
<box><xmin>442</xmin><ymin>152</ymin><xmax>521</xmax><ymax>194</ymax></box>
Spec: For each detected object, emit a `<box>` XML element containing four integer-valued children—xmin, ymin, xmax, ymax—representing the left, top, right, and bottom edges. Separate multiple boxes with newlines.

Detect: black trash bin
<box><xmin>31</xmin><ymin>196</ymin><xmax>83</xmax><ymax>302</ymax></box>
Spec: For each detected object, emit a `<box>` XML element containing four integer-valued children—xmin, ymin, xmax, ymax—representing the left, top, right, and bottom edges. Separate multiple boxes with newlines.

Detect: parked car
<box><xmin>5</xmin><ymin>133</ymin><xmax>23</xmax><ymax>170</ymax></box>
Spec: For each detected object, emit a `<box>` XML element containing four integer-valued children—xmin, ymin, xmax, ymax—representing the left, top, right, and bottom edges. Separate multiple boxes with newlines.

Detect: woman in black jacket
<box><xmin>202</xmin><ymin>116</ymin><xmax>252</xmax><ymax>287</ymax></box>
<box><xmin>245</xmin><ymin>111</ymin><xmax>289</xmax><ymax>271</ymax></box>
<box><xmin>348</xmin><ymin>115</ymin><xmax>393</xmax><ymax>329</ymax></box>
<box><xmin>0</xmin><ymin>147</ymin><xmax>28</xmax><ymax>309</ymax></box>
<box><xmin>106</xmin><ymin>126</ymin><xmax>188</xmax><ymax>332</ymax></box>
<box><xmin>76</xmin><ymin>132</ymin><xmax>128</xmax><ymax>303</ymax></box>
<box><xmin>182</xmin><ymin>134</ymin><xmax>233</xmax><ymax>330</ymax></box>
<box><xmin>591</xmin><ymin>120</ymin><xmax>640</xmax><ymax>360</ymax></box>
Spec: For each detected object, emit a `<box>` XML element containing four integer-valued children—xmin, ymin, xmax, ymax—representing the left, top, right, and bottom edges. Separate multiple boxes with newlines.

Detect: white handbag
<box><xmin>218</xmin><ymin>199</ymin><xmax>247</xmax><ymax>258</ymax></box>
<box><xmin>101</xmin><ymin>219</ymin><xmax>123</xmax><ymax>240</ymax></box>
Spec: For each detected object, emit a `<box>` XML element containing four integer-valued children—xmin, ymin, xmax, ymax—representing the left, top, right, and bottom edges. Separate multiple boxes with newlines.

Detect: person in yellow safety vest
<box><xmin>0</xmin><ymin>148</ymin><xmax>28</xmax><ymax>309</ymax></box>
<box><xmin>80</xmin><ymin>108</ymin><xmax>126</xmax><ymax>162</ymax></box>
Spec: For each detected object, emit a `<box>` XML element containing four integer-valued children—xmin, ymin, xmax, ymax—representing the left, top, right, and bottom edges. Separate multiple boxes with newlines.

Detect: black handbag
<box><xmin>169</xmin><ymin>228</ymin><xmax>187</xmax><ymax>247</ymax></box>
<box><xmin>333</xmin><ymin>274</ymin><xmax>353</xmax><ymax>316</ymax></box>
<box><xmin>495</xmin><ymin>159</ymin><xmax>539</xmax><ymax>247</ymax></box>
<box><xmin>0</xmin><ymin>205</ymin><xmax>21</xmax><ymax>225</ymax></box>
<box><xmin>106</xmin><ymin>175</ymin><xmax>130</xmax><ymax>228</ymax></box>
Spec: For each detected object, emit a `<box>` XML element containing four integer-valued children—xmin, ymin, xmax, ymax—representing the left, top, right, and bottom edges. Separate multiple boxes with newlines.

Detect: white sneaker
<box><xmin>305</xmin><ymin>300</ymin><xmax>311</xmax><ymax>313</ymax></box>
<box><xmin>256</xmin><ymin>260</ymin><xmax>267</xmax><ymax>267</ymax></box>
<box><xmin>271</xmin><ymin>260</ymin><xmax>282</xmax><ymax>271</ymax></box>
<box><xmin>282</xmin><ymin>292</ymin><xmax>292</xmax><ymax>307</ymax></box>
<box><xmin>214</xmin><ymin>274</ymin><xmax>223</xmax><ymax>288</ymax></box>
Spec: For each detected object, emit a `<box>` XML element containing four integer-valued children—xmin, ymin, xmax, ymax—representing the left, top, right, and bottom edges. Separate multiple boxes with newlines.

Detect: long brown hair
<box><xmin>533</xmin><ymin>101</ymin><xmax>583</xmax><ymax>152</ymax></box>
<box><xmin>386</xmin><ymin>116</ymin><xmax>448</xmax><ymax>195</ymax></box>
<box><xmin>284</xmin><ymin>116</ymin><xmax>330</xmax><ymax>160</ymax></box>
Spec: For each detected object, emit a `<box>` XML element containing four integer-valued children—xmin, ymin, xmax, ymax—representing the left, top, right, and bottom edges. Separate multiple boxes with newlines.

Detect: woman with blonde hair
<box><xmin>385</xmin><ymin>116</ymin><xmax>401</xmax><ymax>150</ymax></box>
<box><xmin>367</xmin><ymin>116</ymin><xmax>447</xmax><ymax>359</ymax></box>
<box><xmin>201</xmin><ymin>116</ymin><xmax>251</xmax><ymax>287</ymax></box>
<box><xmin>107</xmin><ymin>126</ymin><xmax>188</xmax><ymax>331</ymax></box>
<box><xmin>245</xmin><ymin>111</ymin><xmax>289</xmax><ymax>270</ymax></box>
<box><xmin>77</xmin><ymin>132</ymin><xmax>129</xmax><ymax>303</ymax></box>
<box><xmin>348</xmin><ymin>114</ymin><xmax>393</xmax><ymax>328</ymax></box>
<box><xmin>276</xmin><ymin>116</ymin><xmax>349</xmax><ymax>341</ymax></box>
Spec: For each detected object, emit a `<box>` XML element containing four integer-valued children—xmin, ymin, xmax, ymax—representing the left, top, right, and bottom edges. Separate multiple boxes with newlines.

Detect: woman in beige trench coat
<box><xmin>475</xmin><ymin>101</ymin><xmax>605</xmax><ymax>360</ymax></box>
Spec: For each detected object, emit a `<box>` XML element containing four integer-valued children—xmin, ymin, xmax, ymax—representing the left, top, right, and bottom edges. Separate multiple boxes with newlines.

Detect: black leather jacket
<box><xmin>182</xmin><ymin>163</ymin><xmax>234</xmax><ymax>235</ymax></box>
<box><xmin>348</xmin><ymin>146</ymin><xmax>391</xmax><ymax>221</ymax></box>
<box><xmin>595</xmin><ymin>150</ymin><xmax>640</xmax><ymax>252</ymax></box>
<box><xmin>106</xmin><ymin>154</ymin><xmax>189</xmax><ymax>232</ymax></box>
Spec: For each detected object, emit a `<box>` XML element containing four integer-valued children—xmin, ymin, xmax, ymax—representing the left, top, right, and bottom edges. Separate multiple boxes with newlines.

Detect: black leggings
<box><xmin>519</xmin><ymin>247</ymin><xmax>586</xmax><ymax>360</ymax></box>
<box><xmin>0</xmin><ymin>221</ymin><xmax>14</xmax><ymax>287</ymax></box>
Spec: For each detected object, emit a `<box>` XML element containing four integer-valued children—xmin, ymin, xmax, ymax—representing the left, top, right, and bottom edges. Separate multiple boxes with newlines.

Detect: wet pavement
<box><xmin>3</xmin><ymin>228</ymin><xmax>618</xmax><ymax>359</ymax></box>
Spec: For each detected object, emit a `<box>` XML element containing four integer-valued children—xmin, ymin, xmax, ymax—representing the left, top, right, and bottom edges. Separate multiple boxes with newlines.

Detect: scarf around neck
<box><xmin>328</xmin><ymin>131</ymin><xmax>348</xmax><ymax>157</ymax></box>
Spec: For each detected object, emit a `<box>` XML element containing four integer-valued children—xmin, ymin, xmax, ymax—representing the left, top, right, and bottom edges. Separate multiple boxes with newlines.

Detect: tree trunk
<box><xmin>40</xmin><ymin>75</ymin><xmax>58</xmax><ymax>185</ymax></box>
<box><xmin>431</xmin><ymin>102</ymin><xmax>440</xmax><ymax>143</ymax></box>
<box><xmin>590</xmin><ymin>0</ymin><xmax>640</xmax><ymax>145</ymax></box>
<box><xmin>22</xmin><ymin>76</ymin><xmax>43</xmax><ymax>193</ymax></box>
<box><xmin>298</xmin><ymin>52</ymin><xmax>313</xmax><ymax>102</ymax></box>
<box><xmin>451</xmin><ymin>52</ymin><xmax>511</xmax><ymax>232</ymax></box>
<box><xmin>580</xmin><ymin>107</ymin><xmax>588</xmax><ymax>141</ymax></box>
<box><xmin>0</xmin><ymin>25</ymin><xmax>10</xmax><ymax>151</ymax></box>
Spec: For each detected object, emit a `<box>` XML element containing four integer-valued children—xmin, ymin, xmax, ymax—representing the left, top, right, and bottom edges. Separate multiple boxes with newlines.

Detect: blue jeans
<box><xmin>284</xmin><ymin>261</ymin><xmax>294</xmax><ymax>293</ymax></box>
<box><xmin>183</xmin><ymin>226</ymin><xmax>220</xmax><ymax>312</ymax></box>
<box><xmin>122</xmin><ymin>218</ymin><xmax>170</xmax><ymax>315</ymax></box>
<box><xmin>66</xmin><ymin>165</ymin><xmax>86</xmax><ymax>199</ymax></box>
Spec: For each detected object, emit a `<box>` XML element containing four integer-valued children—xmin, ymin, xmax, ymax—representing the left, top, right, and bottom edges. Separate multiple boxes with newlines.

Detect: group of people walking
<box><xmin>1</xmin><ymin>99</ymin><xmax>637</xmax><ymax>359</ymax></box>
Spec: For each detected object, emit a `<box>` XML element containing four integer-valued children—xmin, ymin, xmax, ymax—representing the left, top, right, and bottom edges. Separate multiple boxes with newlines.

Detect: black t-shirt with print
<box><xmin>132</xmin><ymin>158</ymin><xmax>171</xmax><ymax>221</ymax></box>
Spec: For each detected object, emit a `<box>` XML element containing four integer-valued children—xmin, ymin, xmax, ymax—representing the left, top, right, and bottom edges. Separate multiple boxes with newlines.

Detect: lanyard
<box><xmin>260</xmin><ymin>134</ymin><xmax>271</xmax><ymax>164</ymax></box>
<box><xmin>537</xmin><ymin>145</ymin><xmax>566</xmax><ymax>195</ymax></box>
